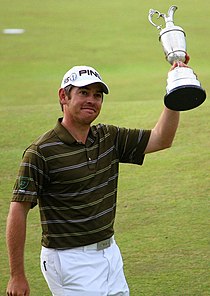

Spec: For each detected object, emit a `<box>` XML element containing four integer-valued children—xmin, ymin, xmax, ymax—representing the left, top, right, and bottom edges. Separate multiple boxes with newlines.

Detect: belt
<box><xmin>76</xmin><ymin>236</ymin><xmax>114</xmax><ymax>251</ymax></box>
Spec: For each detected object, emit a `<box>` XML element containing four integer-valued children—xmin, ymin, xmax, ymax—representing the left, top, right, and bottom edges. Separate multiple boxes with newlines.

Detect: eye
<box><xmin>95</xmin><ymin>93</ymin><xmax>103</xmax><ymax>100</ymax></box>
<box><xmin>80</xmin><ymin>90</ymin><xmax>88</xmax><ymax>96</ymax></box>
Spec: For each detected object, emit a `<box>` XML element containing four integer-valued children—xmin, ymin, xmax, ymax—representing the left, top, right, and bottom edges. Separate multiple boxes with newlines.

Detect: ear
<box><xmin>58</xmin><ymin>88</ymin><xmax>67</xmax><ymax>106</ymax></box>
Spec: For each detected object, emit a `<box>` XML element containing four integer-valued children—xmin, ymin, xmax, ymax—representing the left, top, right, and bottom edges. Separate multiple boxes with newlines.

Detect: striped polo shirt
<box><xmin>12</xmin><ymin>118</ymin><xmax>151</xmax><ymax>249</ymax></box>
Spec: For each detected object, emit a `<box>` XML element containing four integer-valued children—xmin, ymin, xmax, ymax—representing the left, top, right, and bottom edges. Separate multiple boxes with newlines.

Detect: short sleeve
<box><xmin>12</xmin><ymin>144</ymin><xmax>49</xmax><ymax>207</ymax></box>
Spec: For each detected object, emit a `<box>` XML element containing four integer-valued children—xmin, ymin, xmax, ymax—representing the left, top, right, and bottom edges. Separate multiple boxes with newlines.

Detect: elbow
<box><xmin>156</xmin><ymin>136</ymin><xmax>174</xmax><ymax>150</ymax></box>
<box><xmin>146</xmin><ymin>128</ymin><xmax>176</xmax><ymax>153</ymax></box>
<box><xmin>160</xmin><ymin>140</ymin><xmax>173</xmax><ymax>150</ymax></box>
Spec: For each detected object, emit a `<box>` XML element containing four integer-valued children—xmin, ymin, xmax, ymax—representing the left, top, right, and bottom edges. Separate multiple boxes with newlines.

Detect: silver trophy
<box><xmin>148</xmin><ymin>5</ymin><xmax>206</xmax><ymax>111</ymax></box>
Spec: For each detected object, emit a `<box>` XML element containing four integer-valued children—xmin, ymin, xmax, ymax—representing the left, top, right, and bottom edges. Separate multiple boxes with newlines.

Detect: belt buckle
<box><xmin>97</xmin><ymin>238</ymin><xmax>111</xmax><ymax>251</ymax></box>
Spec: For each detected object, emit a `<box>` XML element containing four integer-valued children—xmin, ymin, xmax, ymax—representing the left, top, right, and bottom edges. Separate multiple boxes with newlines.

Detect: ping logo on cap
<box><xmin>61</xmin><ymin>66</ymin><xmax>109</xmax><ymax>94</ymax></box>
<box><xmin>78</xmin><ymin>69</ymin><xmax>102</xmax><ymax>80</ymax></box>
<box><xmin>63</xmin><ymin>68</ymin><xmax>102</xmax><ymax>85</ymax></box>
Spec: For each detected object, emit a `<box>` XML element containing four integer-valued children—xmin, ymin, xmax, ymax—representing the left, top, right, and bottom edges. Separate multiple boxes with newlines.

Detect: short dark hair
<box><xmin>60</xmin><ymin>85</ymin><xmax>74</xmax><ymax>111</ymax></box>
<box><xmin>64</xmin><ymin>85</ymin><xmax>73</xmax><ymax>97</ymax></box>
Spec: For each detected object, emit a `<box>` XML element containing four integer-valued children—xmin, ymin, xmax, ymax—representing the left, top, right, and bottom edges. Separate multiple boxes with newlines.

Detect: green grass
<box><xmin>0</xmin><ymin>0</ymin><xmax>209</xmax><ymax>295</ymax></box>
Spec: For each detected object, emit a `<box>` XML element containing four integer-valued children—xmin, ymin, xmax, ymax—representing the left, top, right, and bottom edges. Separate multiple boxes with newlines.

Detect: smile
<box><xmin>81</xmin><ymin>107</ymin><xmax>96</xmax><ymax>113</ymax></box>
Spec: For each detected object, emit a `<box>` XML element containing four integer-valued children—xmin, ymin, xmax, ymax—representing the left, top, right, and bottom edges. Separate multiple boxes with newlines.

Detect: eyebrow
<box><xmin>78</xmin><ymin>86</ymin><xmax>103</xmax><ymax>93</ymax></box>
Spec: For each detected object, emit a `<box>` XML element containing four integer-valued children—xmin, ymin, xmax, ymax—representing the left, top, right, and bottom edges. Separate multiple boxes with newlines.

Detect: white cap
<box><xmin>60</xmin><ymin>65</ymin><xmax>109</xmax><ymax>94</ymax></box>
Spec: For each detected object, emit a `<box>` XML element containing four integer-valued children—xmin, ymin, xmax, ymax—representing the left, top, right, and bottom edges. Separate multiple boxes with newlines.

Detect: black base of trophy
<box><xmin>164</xmin><ymin>85</ymin><xmax>206</xmax><ymax>111</ymax></box>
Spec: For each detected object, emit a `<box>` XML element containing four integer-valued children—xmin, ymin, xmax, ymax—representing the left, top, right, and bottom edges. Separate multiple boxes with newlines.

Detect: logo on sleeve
<box><xmin>18</xmin><ymin>177</ymin><xmax>30</xmax><ymax>190</ymax></box>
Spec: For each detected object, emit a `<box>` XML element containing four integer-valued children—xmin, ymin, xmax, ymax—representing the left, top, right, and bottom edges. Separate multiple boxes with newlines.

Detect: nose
<box><xmin>86</xmin><ymin>95</ymin><xmax>94</xmax><ymax>104</ymax></box>
<box><xmin>86</xmin><ymin>93</ymin><xmax>97</xmax><ymax>103</ymax></box>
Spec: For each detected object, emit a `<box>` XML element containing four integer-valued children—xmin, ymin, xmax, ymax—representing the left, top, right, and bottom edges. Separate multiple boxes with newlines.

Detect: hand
<box><xmin>184</xmin><ymin>53</ymin><xmax>190</xmax><ymax>64</ymax></box>
<box><xmin>170</xmin><ymin>60</ymin><xmax>189</xmax><ymax>71</ymax></box>
<box><xmin>170</xmin><ymin>53</ymin><xmax>190</xmax><ymax>71</ymax></box>
<box><xmin>6</xmin><ymin>275</ymin><xmax>30</xmax><ymax>296</ymax></box>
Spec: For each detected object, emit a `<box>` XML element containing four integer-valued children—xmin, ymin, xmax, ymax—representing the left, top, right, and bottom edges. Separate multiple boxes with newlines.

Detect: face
<box><xmin>60</xmin><ymin>83</ymin><xmax>103</xmax><ymax>126</ymax></box>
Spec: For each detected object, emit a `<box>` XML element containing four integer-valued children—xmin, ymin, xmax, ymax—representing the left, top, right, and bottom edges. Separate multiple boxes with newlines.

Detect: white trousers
<box><xmin>40</xmin><ymin>239</ymin><xmax>129</xmax><ymax>296</ymax></box>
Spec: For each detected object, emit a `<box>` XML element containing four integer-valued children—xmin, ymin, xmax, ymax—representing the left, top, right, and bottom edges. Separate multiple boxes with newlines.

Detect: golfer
<box><xmin>6</xmin><ymin>62</ymin><xmax>186</xmax><ymax>296</ymax></box>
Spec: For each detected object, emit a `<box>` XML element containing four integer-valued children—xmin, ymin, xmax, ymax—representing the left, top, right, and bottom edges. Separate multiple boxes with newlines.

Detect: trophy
<box><xmin>148</xmin><ymin>5</ymin><xmax>206</xmax><ymax>111</ymax></box>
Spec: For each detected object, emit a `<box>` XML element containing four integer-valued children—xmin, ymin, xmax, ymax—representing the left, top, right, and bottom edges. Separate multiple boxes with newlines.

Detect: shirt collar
<box><xmin>54</xmin><ymin>118</ymin><xmax>97</xmax><ymax>146</ymax></box>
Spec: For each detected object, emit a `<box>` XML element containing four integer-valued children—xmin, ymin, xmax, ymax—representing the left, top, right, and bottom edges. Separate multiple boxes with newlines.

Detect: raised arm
<box><xmin>144</xmin><ymin>61</ymin><xmax>190</xmax><ymax>154</ymax></box>
<box><xmin>6</xmin><ymin>201</ymin><xmax>31</xmax><ymax>296</ymax></box>
<box><xmin>144</xmin><ymin>106</ymin><xmax>180</xmax><ymax>153</ymax></box>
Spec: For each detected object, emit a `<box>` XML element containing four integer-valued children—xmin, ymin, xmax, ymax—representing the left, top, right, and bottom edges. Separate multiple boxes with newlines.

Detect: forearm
<box><xmin>145</xmin><ymin>107</ymin><xmax>180</xmax><ymax>153</ymax></box>
<box><xmin>6</xmin><ymin>202</ymin><xmax>30</xmax><ymax>277</ymax></box>
<box><xmin>154</xmin><ymin>106</ymin><xmax>180</xmax><ymax>148</ymax></box>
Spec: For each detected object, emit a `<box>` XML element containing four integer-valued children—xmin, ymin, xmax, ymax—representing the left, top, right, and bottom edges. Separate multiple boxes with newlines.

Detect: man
<box><xmin>6</xmin><ymin>63</ymin><xmax>185</xmax><ymax>296</ymax></box>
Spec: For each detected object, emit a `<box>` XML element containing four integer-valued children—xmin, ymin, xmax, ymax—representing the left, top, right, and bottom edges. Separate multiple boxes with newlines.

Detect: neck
<box><xmin>61</xmin><ymin>117</ymin><xmax>90</xmax><ymax>144</ymax></box>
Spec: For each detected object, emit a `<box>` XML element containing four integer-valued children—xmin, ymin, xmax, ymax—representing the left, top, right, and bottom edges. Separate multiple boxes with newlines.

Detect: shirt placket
<box><xmin>85</xmin><ymin>134</ymin><xmax>97</xmax><ymax>171</ymax></box>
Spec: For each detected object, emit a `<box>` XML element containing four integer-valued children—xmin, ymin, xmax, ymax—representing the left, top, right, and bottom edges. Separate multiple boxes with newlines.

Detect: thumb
<box><xmin>185</xmin><ymin>53</ymin><xmax>190</xmax><ymax>64</ymax></box>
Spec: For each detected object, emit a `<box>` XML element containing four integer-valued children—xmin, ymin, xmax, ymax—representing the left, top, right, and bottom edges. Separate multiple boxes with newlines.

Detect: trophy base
<box><xmin>164</xmin><ymin>85</ymin><xmax>206</xmax><ymax>111</ymax></box>
<box><xmin>164</xmin><ymin>67</ymin><xmax>206</xmax><ymax>111</ymax></box>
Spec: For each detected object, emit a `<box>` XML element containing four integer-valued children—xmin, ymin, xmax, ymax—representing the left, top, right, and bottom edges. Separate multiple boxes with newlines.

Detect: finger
<box><xmin>185</xmin><ymin>53</ymin><xmax>190</xmax><ymax>64</ymax></box>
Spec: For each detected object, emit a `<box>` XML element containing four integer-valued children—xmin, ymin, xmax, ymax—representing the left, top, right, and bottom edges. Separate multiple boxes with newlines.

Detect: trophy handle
<box><xmin>148</xmin><ymin>9</ymin><xmax>164</xmax><ymax>30</ymax></box>
<box><xmin>148</xmin><ymin>6</ymin><xmax>178</xmax><ymax>30</ymax></box>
